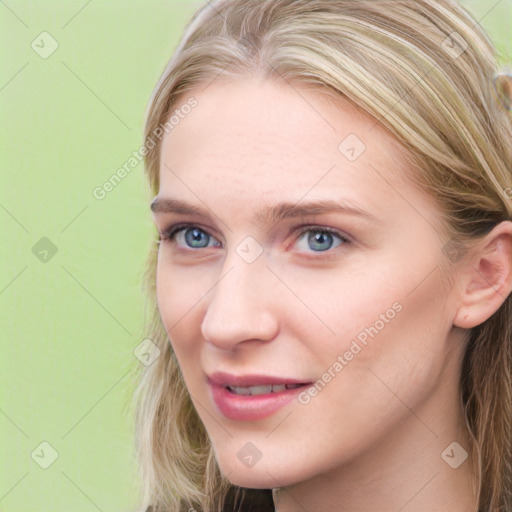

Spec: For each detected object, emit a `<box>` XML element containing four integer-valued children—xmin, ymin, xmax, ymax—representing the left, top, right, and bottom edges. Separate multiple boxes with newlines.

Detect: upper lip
<box><xmin>207</xmin><ymin>371</ymin><xmax>313</xmax><ymax>387</ymax></box>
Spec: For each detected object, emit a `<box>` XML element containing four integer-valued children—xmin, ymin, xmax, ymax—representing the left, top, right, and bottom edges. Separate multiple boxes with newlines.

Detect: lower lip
<box><xmin>209</xmin><ymin>383</ymin><xmax>309</xmax><ymax>421</ymax></box>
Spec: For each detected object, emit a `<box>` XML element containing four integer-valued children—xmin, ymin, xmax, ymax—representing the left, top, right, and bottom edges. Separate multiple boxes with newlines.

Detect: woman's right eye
<box><xmin>160</xmin><ymin>225</ymin><xmax>222</xmax><ymax>250</ymax></box>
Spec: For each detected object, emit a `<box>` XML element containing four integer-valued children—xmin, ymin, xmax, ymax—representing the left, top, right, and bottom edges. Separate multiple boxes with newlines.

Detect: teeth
<box><xmin>250</xmin><ymin>385</ymin><xmax>272</xmax><ymax>395</ymax></box>
<box><xmin>230</xmin><ymin>386</ymin><xmax>253</xmax><ymax>396</ymax></box>
<box><xmin>227</xmin><ymin>383</ymin><xmax>303</xmax><ymax>396</ymax></box>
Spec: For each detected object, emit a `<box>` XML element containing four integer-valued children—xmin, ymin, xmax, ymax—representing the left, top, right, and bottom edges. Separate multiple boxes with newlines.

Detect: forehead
<box><xmin>157</xmin><ymin>77</ymin><xmax>422</xmax><ymax>220</ymax></box>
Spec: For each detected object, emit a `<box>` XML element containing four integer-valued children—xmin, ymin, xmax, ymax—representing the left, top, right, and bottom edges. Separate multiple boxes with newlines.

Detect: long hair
<box><xmin>132</xmin><ymin>1</ymin><xmax>512</xmax><ymax>510</ymax></box>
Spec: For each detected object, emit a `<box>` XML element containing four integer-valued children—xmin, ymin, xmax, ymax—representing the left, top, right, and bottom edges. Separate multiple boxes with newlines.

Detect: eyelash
<box><xmin>158</xmin><ymin>223</ymin><xmax>351</xmax><ymax>258</ymax></box>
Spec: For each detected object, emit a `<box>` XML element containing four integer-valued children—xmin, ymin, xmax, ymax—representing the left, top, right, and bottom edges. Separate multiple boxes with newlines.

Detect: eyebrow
<box><xmin>151</xmin><ymin>197</ymin><xmax>378</xmax><ymax>225</ymax></box>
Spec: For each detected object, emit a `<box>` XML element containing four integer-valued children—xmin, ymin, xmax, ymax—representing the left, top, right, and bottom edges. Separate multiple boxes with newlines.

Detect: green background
<box><xmin>1</xmin><ymin>1</ymin><xmax>510</xmax><ymax>511</ymax></box>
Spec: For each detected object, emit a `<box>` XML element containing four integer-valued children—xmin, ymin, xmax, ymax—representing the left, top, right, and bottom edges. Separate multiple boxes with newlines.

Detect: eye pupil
<box><xmin>308</xmin><ymin>231</ymin><xmax>333</xmax><ymax>251</ymax></box>
<box><xmin>185</xmin><ymin>227</ymin><xmax>209</xmax><ymax>248</ymax></box>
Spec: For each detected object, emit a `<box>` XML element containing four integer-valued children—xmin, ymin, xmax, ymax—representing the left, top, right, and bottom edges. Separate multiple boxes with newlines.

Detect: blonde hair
<box><xmin>133</xmin><ymin>1</ymin><xmax>512</xmax><ymax>510</ymax></box>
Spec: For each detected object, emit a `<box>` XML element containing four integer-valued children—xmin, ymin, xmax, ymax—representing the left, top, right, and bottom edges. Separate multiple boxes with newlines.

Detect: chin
<box><xmin>216</xmin><ymin>452</ymin><xmax>303</xmax><ymax>489</ymax></box>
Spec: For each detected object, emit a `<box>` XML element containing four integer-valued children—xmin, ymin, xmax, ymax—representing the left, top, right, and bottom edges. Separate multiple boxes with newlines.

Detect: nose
<box><xmin>200</xmin><ymin>254</ymin><xmax>279</xmax><ymax>351</ymax></box>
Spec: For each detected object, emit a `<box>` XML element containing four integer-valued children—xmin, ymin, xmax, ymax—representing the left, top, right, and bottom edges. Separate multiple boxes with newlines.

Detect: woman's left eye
<box><xmin>295</xmin><ymin>227</ymin><xmax>349</xmax><ymax>253</ymax></box>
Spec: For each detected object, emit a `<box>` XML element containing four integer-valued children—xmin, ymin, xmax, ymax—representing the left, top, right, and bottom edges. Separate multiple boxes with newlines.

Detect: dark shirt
<box><xmin>145</xmin><ymin>488</ymin><xmax>274</xmax><ymax>512</ymax></box>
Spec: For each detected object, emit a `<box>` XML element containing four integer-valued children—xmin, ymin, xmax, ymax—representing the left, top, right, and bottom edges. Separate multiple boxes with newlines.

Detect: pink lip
<box><xmin>207</xmin><ymin>372</ymin><xmax>313</xmax><ymax>421</ymax></box>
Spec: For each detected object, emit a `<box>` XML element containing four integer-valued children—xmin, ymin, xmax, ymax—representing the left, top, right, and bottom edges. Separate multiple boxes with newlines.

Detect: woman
<box><xmin>133</xmin><ymin>1</ymin><xmax>512</xmax><ymax>510</ymax></box>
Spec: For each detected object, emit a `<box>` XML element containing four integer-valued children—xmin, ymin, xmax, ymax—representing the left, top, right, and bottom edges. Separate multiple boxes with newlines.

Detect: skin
<box><xmin>152</xmin><ymin>76</ymin><xmax>512</xmax><ymax>512</ymax></box>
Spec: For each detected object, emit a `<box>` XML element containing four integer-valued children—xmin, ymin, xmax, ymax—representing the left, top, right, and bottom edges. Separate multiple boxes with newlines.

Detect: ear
<box><xmin>453</xmin><ymin>221</ymin><xmax>512</xmax><ymax>329</ymax></box>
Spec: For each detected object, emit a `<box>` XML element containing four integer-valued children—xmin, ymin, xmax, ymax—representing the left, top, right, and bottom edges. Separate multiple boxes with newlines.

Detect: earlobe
<box><xmin>453</xmin><ymin>221</ymin><xmax>512</xmax><ymax>329</ymax></box>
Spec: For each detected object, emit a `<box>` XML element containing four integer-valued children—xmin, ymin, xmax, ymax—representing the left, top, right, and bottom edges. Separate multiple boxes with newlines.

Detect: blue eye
<box><xmin>183</xmin><ymin>227</ymin><xmax>210</xmax><ymax>248</ymax></box>
<box><xmin>160</xmin><ymin>225</ymin><xmax>221</xmax><ymax>249</ymax></box>
<box><xmin>296</xmin><ymin>228</ymin><xmax>348</xmax><ymax>252</ymax></box>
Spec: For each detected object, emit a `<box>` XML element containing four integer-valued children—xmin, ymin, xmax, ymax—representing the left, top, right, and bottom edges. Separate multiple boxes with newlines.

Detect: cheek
<box><xmin>155</xmin><ymin>257</ymin><xmax>208</xmax><ymax>358</ymax></box>
<box><xmin>289</xmin><ymin>256</ymin><xmax>453</xmax><ymax>401</ymax></box>
<box><xmin>279</xmin><ymin>263</ymin><xmax>404</xmax><ymax>354</ymax></box>
<box><xmin>318</xmin><ymin>269</ymin><xmax>451</xmax><ymax>414</ymax></box>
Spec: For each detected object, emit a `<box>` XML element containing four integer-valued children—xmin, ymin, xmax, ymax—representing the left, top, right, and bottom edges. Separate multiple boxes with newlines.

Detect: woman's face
<box><xmin>153</xmin><ymin>77</ymin><xmax>467</xmax><ymax>489</ymax></box>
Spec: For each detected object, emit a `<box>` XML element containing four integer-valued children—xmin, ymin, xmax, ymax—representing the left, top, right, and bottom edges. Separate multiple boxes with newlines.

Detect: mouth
<box><xmin>207</xmin><ymin>372</ymin><xmax>314</xmax><ymax>421</ymax></box>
